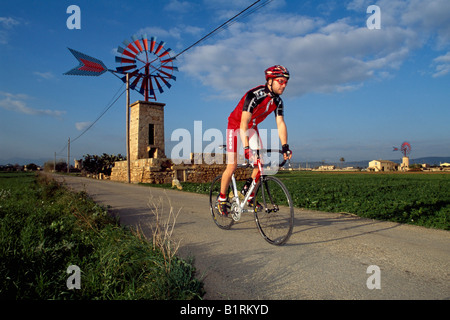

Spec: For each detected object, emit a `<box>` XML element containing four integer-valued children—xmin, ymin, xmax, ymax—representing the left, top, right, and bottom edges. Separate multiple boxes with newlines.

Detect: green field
<box><xmin>277</xmin><ymin>171</ymin><xmax>449</xmax><ymax>230</ymax></box>
<box><xmin>0</xmin><ymin>172</ymin><xmax>204</xmax><ymax>299</ymax></box>
<box><xmin>151</xmin><ymin>171</ymin><xmax>450</xmax><ymax>231</ymax></box>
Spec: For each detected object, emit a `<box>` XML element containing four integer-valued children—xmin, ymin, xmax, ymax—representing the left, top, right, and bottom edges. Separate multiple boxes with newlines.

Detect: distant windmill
<box><xmin>393</xmin><ymin>142</ymin><xmax>411</xmax><ymax>157</ymax></box>
<box><xmin>393</xmin><ymin>142</ymin><xmax>412</xmax><ymax>171</ymax></box>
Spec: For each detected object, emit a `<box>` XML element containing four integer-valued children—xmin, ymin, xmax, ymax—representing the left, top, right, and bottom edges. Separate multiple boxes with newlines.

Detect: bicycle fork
<box><xmin>260</xmin><ymin>181</ymin><xmax>279</xmax><ymax>213</ymax></box>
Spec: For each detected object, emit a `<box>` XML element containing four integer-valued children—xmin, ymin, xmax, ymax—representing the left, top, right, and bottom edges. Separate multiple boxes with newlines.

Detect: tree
<box><xmin>43</xmin><ymin>160</ymin><xmax>67</xmax><ymax>172</ymax></box>
<box><xmin>25</xmin><ymin>163</ymin><xmax>38</xmax><ymax>171</ymax></box>
<box><xmin>81</xmin><ymin>153</ymin><xmax>126</xmax><ymax>176</ymax></box>
<box><xmin>340</xmin><ymin>157</ymin><xmax>345</xmax><ymax>168</ymax></box>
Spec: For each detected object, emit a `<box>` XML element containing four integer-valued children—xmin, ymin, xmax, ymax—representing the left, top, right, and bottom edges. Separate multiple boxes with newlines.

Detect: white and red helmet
<box><xmin>265</xmin><ymin>65</ymin><xmax>290</xmax><ymax>81</ymax></box>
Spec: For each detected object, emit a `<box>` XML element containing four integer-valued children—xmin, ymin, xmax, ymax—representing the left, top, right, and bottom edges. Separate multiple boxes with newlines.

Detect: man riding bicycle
<box><xmin>218</xmin><ymin>65</ymin><xmax>293</xmax><ymax>216</ymax></box>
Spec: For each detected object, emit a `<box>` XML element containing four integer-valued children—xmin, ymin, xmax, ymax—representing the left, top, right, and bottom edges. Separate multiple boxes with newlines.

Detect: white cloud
<box><xmin>75</xmin><ymin>121</ymin><xmax>93</xmax><ymax>131</ymax></box>
<box><xmin>0</xmin><ymin>17</ymin><xmax>19</xmax><ymax>29</ymax></box>
<box><xmin>137</xmin><ymin>25</ymin><xmax>203</xmax><ymax>41</ymax></box>
<box><xmin>34</xmin><ymin>71</ymin><xmax>55</xmax><ymax>80</ymax></box>
<box><xmin>164</xmin><ymin>0</ymin><xmax>194</xmax><ymax>13</ymax></box>
<box><xmin>137</xmin><ymin>26</ymin><xmax>181</xmax><ymax>40</ymax></box>
<box><xmin>348</xmin><ymin>0</ymin><xmax>450</xmax><ymax>47</ymax></box>
<box><xmin>401</xmin><ymin>0</ymin><xmax>450</xmax><ymax>47</ymax></box>
<box><xmin>181</xmin><ymin>0</ymin><xmax>450</xmax><ymax>100</ymax></box>
<box><xmin>182</xmin><ymin>16</ymin><xmax>416</xmax><ymax>99</ymax></box>
<box><xmin>432</xmin><ymin>52</ymin><xmax>450</xmax><ymax>77</ymax></box>
<box><xmin>0</xmin><ymin>92</ymin><xmax>65</xmax><ymax>118</ymax></box>
<box><xmin>0</xmin><ymin>16</ymin><xmax>19</xmax><ymax>45</ymax></box>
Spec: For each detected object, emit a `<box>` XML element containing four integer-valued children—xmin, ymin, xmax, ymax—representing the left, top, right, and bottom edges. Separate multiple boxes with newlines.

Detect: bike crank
<box><xmin>231</xmin><ymin>202</ymin><xmax>241</xmax><ymax>221</ymax></box>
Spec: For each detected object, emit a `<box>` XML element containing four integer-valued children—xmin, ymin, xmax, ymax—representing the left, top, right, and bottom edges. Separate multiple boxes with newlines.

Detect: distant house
<box><xmin>317</xmin><ymin>165</ymin><xmax>335</xmax><ymax>171</ymax></box>
<box><xmin>368</xmin><ymin>160</ymin><xmax>399</xmax><ymax>172</ymax></box>
<box><xmin>440</xmin><ymin>162</ymin><xmax>450</xmax><ymax>167</ymax></box>
<box><xmin>74</xmin><ymin>159</ymin><xmax>83</xmax><ymax>170</ymax></box>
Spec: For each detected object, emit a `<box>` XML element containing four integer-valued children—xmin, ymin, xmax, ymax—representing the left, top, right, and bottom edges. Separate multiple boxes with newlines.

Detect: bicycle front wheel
<box><xmin>253</xmin><ymin>176</ymin><xmax>294</xmax><ymax>245</ymax></box>
<box><xmin>209</xmin><ymin>175</ymin><xmax>234</xmax><ymax>230</ymax></box>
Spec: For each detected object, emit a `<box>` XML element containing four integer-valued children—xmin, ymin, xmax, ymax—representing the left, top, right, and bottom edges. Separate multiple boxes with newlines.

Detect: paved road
<box><xmin>50</xmin><ymin>173</ymin><xmax>449</xmax><ymax>300</ymax></box>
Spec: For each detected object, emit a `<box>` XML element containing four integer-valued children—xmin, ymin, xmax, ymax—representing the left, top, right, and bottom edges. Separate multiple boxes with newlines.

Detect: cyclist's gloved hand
<box><xmin>282</xmin><ymin>144</ymin><xmax>292</xmax><ymax>160</ymax></box>
<box><xmin>244</xmin><ymin>146</ymin><xmax>251</xmax><ymax>160</ymax></box>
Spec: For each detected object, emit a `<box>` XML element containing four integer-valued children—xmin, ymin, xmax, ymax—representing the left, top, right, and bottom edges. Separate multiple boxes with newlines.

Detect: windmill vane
<box><xmin>393</xmin><ymin>142</ymin><xmax>412</xmax><ymax>157</ymax></box>
<box><xmin>64</xmin><ymin>48</ymin><xmax>109</xmax><ymax>76</ymax></box>
<box><xmin>64</xmin><ymin>34</ymin><xmax>178</xmax><ymax>101</ymax></box>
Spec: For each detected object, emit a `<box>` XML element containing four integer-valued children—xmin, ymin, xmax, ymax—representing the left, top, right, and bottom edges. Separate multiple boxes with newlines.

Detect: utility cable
<box><xmin>57</xmin><ymin>83</ymin><xmax>125</xmax><ymax>154</ymax></box>
<box><xmin>174</xmin><ymin>0</ymin><xmax>273</xmax><ymax>58</ymax></box>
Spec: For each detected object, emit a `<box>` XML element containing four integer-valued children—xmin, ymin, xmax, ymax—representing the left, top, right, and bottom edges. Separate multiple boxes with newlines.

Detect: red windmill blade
<box><xmin>401</xmin><ymin>142</ymin><xmax>411</xmax><ymax>157</ymax></box>
<box><xmin>114</xmin><ymin>34</ymin><xmax>178</xmax><ymax>101</ymax></box>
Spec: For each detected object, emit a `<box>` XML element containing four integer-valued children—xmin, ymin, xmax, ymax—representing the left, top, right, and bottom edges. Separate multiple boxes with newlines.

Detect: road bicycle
<box><xmin>209</xmin><ymin>147</ymin><xmax>294</xmax><ymax>245</ymax></box>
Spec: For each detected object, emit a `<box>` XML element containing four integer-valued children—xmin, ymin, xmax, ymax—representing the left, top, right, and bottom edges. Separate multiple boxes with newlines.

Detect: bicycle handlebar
<box><xmin>255</xmin><ymin>149</ymin><xmax>289</xmax><ymax>168</ymax></box>
<box><xmin>217</xmin><ymin>145</ymin><xmax>291</xmax><ymax>168</ymax></box>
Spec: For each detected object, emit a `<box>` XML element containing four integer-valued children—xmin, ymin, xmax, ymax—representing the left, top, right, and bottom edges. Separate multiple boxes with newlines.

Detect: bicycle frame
<box><xmin>210</xmin><ymin>147</ymin><xmax>294</xmax><ymax>245</ymax></box>
<box><xmin>229</xmin><ymin>173</ymin><xmax>255</xmax><ymax>220</ymax></box>
<box><xmin>228</xmin><ymin>150</ymin><xmax>277</xmax><ymax>221</ymax></box>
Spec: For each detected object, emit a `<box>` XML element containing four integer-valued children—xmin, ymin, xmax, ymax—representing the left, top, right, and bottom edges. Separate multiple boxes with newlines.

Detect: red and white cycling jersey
<box><xmin>227</xmin><ymin>85</ymin><xmax>284</xmax><ymax>130</ymax></box>
<box><xmin>226</xmin><ymin>85</ymin><xmax>284</xmax><ymax>153</ymax></box>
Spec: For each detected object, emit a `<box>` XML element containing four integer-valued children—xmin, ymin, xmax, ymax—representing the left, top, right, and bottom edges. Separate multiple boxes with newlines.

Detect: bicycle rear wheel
<box><xmin>209</xmin><ymin>175</ymin><xmax>234</xmax><ymax>230</ymax></box>
<box><xmin>253</xmin><ymin>176</ymin><xmax>294</xmax><ymax>245</ymax></box>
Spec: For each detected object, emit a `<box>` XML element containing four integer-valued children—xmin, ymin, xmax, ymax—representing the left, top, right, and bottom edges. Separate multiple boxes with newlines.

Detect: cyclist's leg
<box><xmin>217</xmin><ymin>128</ymin><xmax>238</xmax><ymax>216</ymax></box>
<box><xmin>221</xmin><ymin>127</ymin><xmax>239</xmax><ymax>196</ymax></box>
<box><xmin>220</xmin><ymin>152</ymin><xmax>237</xmax><ymax>196</ymax></box>
<box><xmin>248</xmin><ymin>126</ymin><xmax>263</xmax><ymax>179</ymax></box>
<box><xmin>247</xmin><ymin>127</ymin><xmax>263</xmax><ymax>208</ymax></box>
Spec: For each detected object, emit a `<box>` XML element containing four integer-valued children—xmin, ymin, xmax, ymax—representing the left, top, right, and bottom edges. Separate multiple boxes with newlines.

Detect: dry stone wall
<box><xmin>110</xmin><ymin>153</ymin><xmax>253</xmax><ymax>184</ymax></box>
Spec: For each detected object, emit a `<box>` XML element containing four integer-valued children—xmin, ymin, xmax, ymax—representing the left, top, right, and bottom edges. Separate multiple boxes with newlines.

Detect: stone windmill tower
<box><xmin>129</xmin><ymin>100</ymin><xmax>166</xmax><ymax>161</ymax></box>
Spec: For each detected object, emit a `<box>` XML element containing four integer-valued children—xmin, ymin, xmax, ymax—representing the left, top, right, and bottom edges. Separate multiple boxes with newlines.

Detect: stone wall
<box><xmin>178</xmin><ymin>164</ymin><xmax>252</xmax><ymax>183</ymax></box>
<box><xmin>110</xmin><ymin>158</ymin><xmax>173</xmax><ymax>184</ymax></box>
<box><xmin>110</xmin><ymin>154</ymin><xmax>253</xmax><ymax>184</ymax></box>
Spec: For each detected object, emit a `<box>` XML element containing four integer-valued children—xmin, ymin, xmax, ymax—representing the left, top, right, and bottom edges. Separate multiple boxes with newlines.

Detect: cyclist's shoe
<box><xmin>241</xmin><ymin>178</ymin><xmax>253</xmax><ymax>196</ymax></box>
<box><xmin>247</xmin><ymin>200</ymin><xmax>263</xmax><ymax>212</ymax></box>
<box><xmin>217</xmin><ymin>199</ymin><xmax>229</xmax><ymax>217</ymax></box>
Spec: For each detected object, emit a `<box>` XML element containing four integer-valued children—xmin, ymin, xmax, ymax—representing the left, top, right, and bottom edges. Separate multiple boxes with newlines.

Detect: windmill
<box><xmin>393</xmin><ymin>142</ymin><xmax>412</xmax><ymax>157</ymax></box>
<box><xmin>393</xmin><ymin>142</ymin><xmax>412</xmax><ymax>171</ymax></box>
<box><xmin>64</xmin><ymin>34</ymin><xmax>178</xmax><ymax>101</ymax></box>
<box><xmin>64</xmin><ymin>1</ymin><xmax>272</xmax><ymax>103</ymax></box>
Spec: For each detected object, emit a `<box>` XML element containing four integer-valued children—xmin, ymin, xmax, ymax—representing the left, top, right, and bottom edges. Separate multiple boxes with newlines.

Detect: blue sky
<box><xmin>1</xmin><ymin>0</ymin><xmax>449</xmax><ymax>166</ymax></box>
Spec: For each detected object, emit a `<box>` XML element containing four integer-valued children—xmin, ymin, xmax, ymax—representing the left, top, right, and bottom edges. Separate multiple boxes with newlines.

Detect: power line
<box><xmin>174</xmin><ymin>0</ymin><xmax>273</xmax><ymax>58</ymax></box>
<box><xmin>58</xmin><ymin>83</ymin><xmax>125</xmax><ymax>154</ymax></box>
<box><xmin>71</xmin><ymin>85</ymin><xmax>125</xmax><ymax>144</ymax></box>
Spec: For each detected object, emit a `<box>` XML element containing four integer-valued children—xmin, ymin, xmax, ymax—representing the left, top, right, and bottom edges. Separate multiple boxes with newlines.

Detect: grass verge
<box><xmin>0</xmin><ymin>172</ymin><xmax>204</xmax><ymax>299</ymax></box>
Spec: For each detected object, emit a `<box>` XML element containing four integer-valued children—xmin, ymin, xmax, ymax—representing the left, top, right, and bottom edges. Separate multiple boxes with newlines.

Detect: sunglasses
<box><xmin>273</xmin><ymin>78</ymin><xmax>288</xmax><ymax>85</ymax></box>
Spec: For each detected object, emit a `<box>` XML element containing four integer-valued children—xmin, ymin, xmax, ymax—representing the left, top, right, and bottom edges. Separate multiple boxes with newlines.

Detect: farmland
<box><xmin>277</xmin><ymin>171</ymin><xmax>449</xmax><ymax>230</ymax></box>
<box><xmin>154</xmin><ymin>171</ymin><xmax>450</xmax><ymax>231</ymax></box>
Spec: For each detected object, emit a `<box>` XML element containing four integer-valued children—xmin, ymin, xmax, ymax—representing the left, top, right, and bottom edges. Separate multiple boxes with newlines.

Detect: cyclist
<box><xmin>218</xmin><ymin>65</ymin><xmax>292</xmax><ymax>216</ymax></box>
